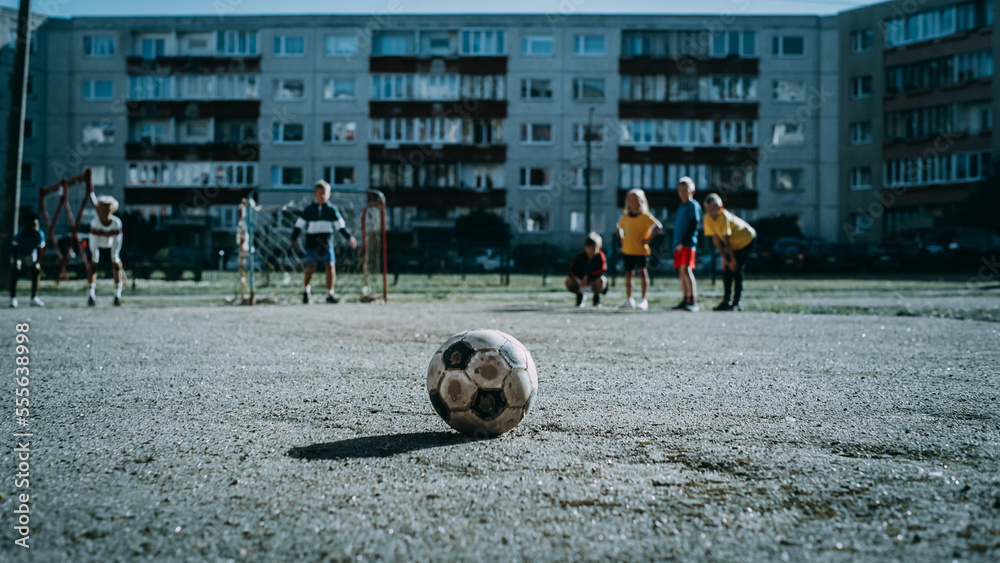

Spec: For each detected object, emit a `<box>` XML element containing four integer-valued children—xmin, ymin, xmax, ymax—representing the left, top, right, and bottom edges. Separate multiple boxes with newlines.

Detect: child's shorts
<box><xmin>622</xmin><ymin>254</ymin><xmax>648</xmax><ymax>272</ymax></box>
<box><xmin>673</xmin><ymin>247</ymin><xmax>696</xmax><ymax>269</ymax></box>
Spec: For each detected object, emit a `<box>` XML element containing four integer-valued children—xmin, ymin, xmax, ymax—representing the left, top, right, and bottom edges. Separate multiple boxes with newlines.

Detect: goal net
<box><xmin>236</xmin><ymin>189</ymin><xmax>387</xmax><ymax>304</ymax></box>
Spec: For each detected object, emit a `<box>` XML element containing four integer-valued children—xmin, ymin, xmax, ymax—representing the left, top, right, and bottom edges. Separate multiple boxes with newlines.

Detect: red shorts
<box><xmin>673</xmin><ymin>247</ymin><xmax>696</xmax><ymax>269</ymax></box>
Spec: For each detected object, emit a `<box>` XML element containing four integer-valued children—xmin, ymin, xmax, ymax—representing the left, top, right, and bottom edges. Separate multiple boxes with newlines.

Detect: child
<box><xmin>616</xmin><ymin>189</ymin><xmax>661</xmax><ymax>310</ymax></box>
<box><xmin>9</xmin><ymin>215</ymin><xmax>46</xmax><ymax>308</ymax></box>
<box><xmin>87</xmin><ymin>195</ymin><xmax>125</xmax><ymax>307</ymax></box>
<box><xmin>565</xmin><ymin>232</ymin><xmax>607</xmax><ymax>308</ymax></box>
<box><xmin>672</xmin><ymin>177</ymin><xmax>702</xmax><ymax>312</ymax></box>
<box><xmin>290</xmin><ymin>180</ymin><xmax>357</xmax><ymax>304</ymax></box>
<box><xmin>703</xmin><ymin>193</ymin><xmax>757</xmax><ymax>311</ymax></box>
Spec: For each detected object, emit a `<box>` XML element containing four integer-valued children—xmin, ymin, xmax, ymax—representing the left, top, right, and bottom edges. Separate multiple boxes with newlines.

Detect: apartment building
<box><xmin>2</xmin><ymin>10</ymin><xmax>848</xmax><ymax>257</ymax></box>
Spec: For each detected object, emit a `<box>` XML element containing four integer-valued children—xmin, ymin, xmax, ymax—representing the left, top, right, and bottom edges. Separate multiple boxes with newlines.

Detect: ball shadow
<box><xmin>288</xmin><ymin>431</ymin><xmax>474</xmax><ymax>460</ymax></box>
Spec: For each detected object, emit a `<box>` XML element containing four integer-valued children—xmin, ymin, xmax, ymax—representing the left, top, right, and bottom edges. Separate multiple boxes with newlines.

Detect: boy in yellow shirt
<box><xmin>616</xmin><ymin>189</ymin><xmax>661</xmax><ymax>310</ymax></box>
<box><xmin>703</xmin><ymin>193</ymin><xmax>757</xmax><ymax>311</ymax></box>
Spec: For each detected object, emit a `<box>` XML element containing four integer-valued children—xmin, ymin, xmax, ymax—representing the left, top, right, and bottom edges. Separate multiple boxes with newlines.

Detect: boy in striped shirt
<box><xmin>290</xmin><ymin>181</ymin><xmax>357</xmax><ymax>304</ymax></box>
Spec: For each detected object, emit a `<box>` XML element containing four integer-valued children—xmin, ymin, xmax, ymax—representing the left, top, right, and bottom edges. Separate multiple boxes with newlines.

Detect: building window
<box><xmin>84</xmin><ymin>36</ymin><xmax>116</xmax><ymax>57</ymax></box>
<box><xmin>849</xmin><ymin>167</ymin><xmax>872</xmax><ymax>190</ymax></box>
<box><xmin>272</xmin><ymin>166</ymin><xmax>304</xmax><ymax>187</ymax></box>
<box><xmin>771</xmin><ymin>122</ymin><xmax>805</xmax><ymax>146</ymax></box>
<box><xmin>370</xmin><ymin>118</ymin><xmax>461</xmax><ymax>144</ymax></box>
<box><xmin>371</xmin><ymin>74</ymin><xmax>412</xmax><ymax>100</ymax></box>
<box><xmin>573</xmin><ymin>34</ymin><xmax>606</xmax><ymax>56</ymax></box>
<box><xmin>519</xmin><ymin>167</ymin><xmax>551</xmax><ymax>188</ymax></box>
<box><xmin>518</xmin><ymin>210</ymin><xmax>551</xmax><ymax>233</ymax></box>
<box><xmin>849</xmin><ymin>121</ymin><xmax>872</xmax><ymax>145</ymax></box>
<box><xmin>621</xmin><ymin>75</ymin><xmax>667</xmax><ymax>101</ymax></box>
<box><xmin>572</xmin><ymin>123</ymin><xmax>604</xmax><ymax>145</ymax></box>
<box><xmin>217</xmin><ymin>31</ymin><xmax>258</xmax><ymax>55</ymax></box>
<box><xmin>572</xmin><ymin>78</ymin><xmax>605</xmax><ymax>100</ymax></box>
<box><xmin>520</xmin><ymin>123</ymin><xmax>553</xmax><ymax>145</ymax></box>
<box><xmin>570</xmin><ymin>211</ymin><xmax>606</xmax><ymax>233</ymax></box>
<box><xmin>772</xmin><ymin>79</ymin><xmax>804</xmax><ymax>102</ymax></box>
<box><xmin>83</xmin><ymin>121</ymin><xmax>115</xmax><ymax>144</ymax></box>
<box><xmin>850</xmin><ymin>76</ymin><xmax>873</xmax><ymax>99</ymax></box>
<box><xmin>520</xmin><ymin>78</ymin><xmax>553</xmax><ymax>100</ymax></box>
<box><xmin>467</xmin><ymin>119</ymin><xmax>503</xmax><ymax>144</ymax></box>
<box><xmin>140</xmin><ymin>37</ymin><xmax>165</xmax><ymax>59</ymax></box>
<box><xmin>83</xmin><ymin>80</ymin><xmax>114</xmax><ymax>100</ymax></box>
<box><xmin>414</xmin><ymin>75</ymin><xmax>460</xmax><ymax>100</ymax></box>
<box><xmin>274</xmin><ymin>35</ymin><xmax>305</xmax><ymax>56</ymax></box>
<box><xmin>421</xmin><ymin>32</ymin><xmax>453</xmax><ymax>56</ymax></box>
<box><xmin>272</xmin><ymin>123</ymin><xmax>304</xmax><ymax>144</ymax></box>
<box><xmin>323</xmin><ymin>78</ymin><xmax>356</xmax><ymax>100</ymax></box>
<box><xmin>138</xmin><ymin>122</ymin><xmax>168</xmax><ymax>144</ymax></box>
<box><xmin>850</xmin><ymin>29</ymin><xmax>873</xmax><ymax>53</ymax></box>
<box><xmin>129</xmin><ymin>76</ymin><xmax>171</xmax><ymax>100</ymax></box>
<box><xmin>274</xmin><ymin>79</ymin><xmax>304</xmax><ymax>101</ymax></box>
<box><xmin>460</xmin><ymin>28</ymin><xmax>506</xmax><ymax>55</ymax></box>
<box><xmin>709</xmin><ymin>76</ymin><xmax>757</xmax><ymax>102</ymax></box>
<box><xmin>91</xmin><ymin>165</ymin><xmax>114</xmax><ymax>187</ymax></box>
<box><xmin>521</xmin><ymin>35</ymin><xmax>554</xmax><ymax>56</ymax></box>
<box><xmin>323</xmin><ymin>166</ymin><xmax>356</xmax><ymax>186</ymax></box>
<box><xmin>461</xmin><ymin>75</ymin><xmax>505</xmax><ymax>100</ymax></box>
<box><xmin>771</xmin><ymin>169</ymin><xmax>804</xmax><ymax>191</ymax></box>
<box><xmin>322</xmin><ymin>121</ymin><xmax>357</xmax><ymax>143</ymax></box>
<box><xmin>372</xmin><ymin>32</ymin><xmax>413</xmax><ymax>55</ymax></box>
<box><xmin>714</xmin><ymin>120</ymin><xmax>757</xmax><ymax>146</ymax></box>
<box><xmin>184</xmin><ymin>121</ymin><xmax>210</xmax><ymax>141</ymax></box>
<box><xmin>325</xmin><ymin>35</ymin><xmax>358</xmax><ymax>57</ymax></box>
<box><xmin>711</xmin><ymin>31</ymin><xmax>756</xmax><ymax>57</ymax></box>
<box><xmin>772</xmin><ymin>36</ymin><xmax>804</xmax><ymax>56</ymax></box>
<box><xmin>572</xmin><ymin>167</ymin><xmax>604</xmax><ymax>188</ymax></box>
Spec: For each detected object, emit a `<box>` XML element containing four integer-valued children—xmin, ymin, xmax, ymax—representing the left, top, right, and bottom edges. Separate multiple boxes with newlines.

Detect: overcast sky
<box><xmin>0</xmin><ymin>0</ymin><xmax>883</xmax><ymax>18</ymax></box>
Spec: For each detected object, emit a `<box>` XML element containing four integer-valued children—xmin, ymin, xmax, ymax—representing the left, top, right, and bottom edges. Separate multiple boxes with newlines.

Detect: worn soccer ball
<box><xmin>427</xmin><ymin>329</ymin><xmax>538</xmax><ymax>437</ymax></box>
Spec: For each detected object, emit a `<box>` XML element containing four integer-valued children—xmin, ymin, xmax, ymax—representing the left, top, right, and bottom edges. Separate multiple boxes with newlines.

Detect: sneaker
<box><xmin>620</xmin><ymin>297</ymin><xmax>636</xmax><ymax>309</ymax></box>
<box><xmin>30</xmin><ymin>296</ymin><xmax>44</xmax><ymax>307</ymax></box>
<box><xmin>730</xmin><ymin>303</ymin><xmax>743</xmax><ymax>312</ymax></box>
<box><xmin>713</xmin><ymin>301</ymin><xmax>733</xmax><ymax>311</ymax></box>
<box><xmin>9</xmin><ymin>297</ymin><xmax>17</xmax><ymax>308</ymax></box>
<box><xmin>637</xmin><ymin>298</ymin><xmax>649</xmax><ymax>311</ymax></box>
<box><xmin>113</xmin><ymin>296</ymin><xmax>121</xmax><ymax>307</ymax></box>
<box><xmin>575</xmin><ymin>293</ymin><xmax>584</xmax><ymax>307</ymax></box>
<box><xmin>302</xmin><ymin>291</ymin><xmax>310</xmax><ymax>304</ymax></box>
<box><xmin>592</xmin><ymin>294</ymin><xmax>601</xmax><ymax>307</ymax></box>
<box><xmin>87</xmin><ymin>296</ymin><xmax>96</xmax><ymax>307</ymax></box>
<box><xmin>326</xmin><ymin>294</ymin><xmax>340</xmax><ymax>304</ymax></box>
<box><xmin>683</xmin><ymin>302</ymin><xmax>700</xmax><ymax>312</ymax></box>
<box><xmin>671</xmin><ymin>300</ymin><xmax>688</xmax><ymax>310</ymax></box>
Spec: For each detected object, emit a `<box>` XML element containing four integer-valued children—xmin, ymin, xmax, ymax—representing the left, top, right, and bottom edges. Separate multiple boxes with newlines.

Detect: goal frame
<box><xmin>36</xmin><ymin>168</ymin><xmax>94</xmax><ymax>285</ymax></box>
<box><xmin>242</xmin><ymin>187</ymin><xmax>387</xmax><ymax>304</ymax></box>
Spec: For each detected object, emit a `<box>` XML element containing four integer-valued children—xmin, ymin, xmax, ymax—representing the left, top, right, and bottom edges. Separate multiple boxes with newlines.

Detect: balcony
<box><xmin>126</xmin><ymin>142</ymin><xmax>260</xmax><ymax>162</ymax></box>
<box><xmin>619</xmin><ymin>146</ymin><xmax>758</xmax><ymax>166</ymax></box>
<box><xmin>379</xmin><ymin>187</ymin><xmax>505</xmax><ymax>208</ymax></box>
<box><xmin>882</xmin><ymin>79</ymin><xmax>991</xmax><ymax>112</ymax></box>
<box><xmin>370</xmin><ymin>100</ymin><xmax>507</xmax><ymax>119</ymax></box>
<box><xmin>882</xmin><ymin>130</ymin><xmax>991</xmax><ymax>159</ymax></box>
<box><xmin>369</xmin><ymin>144</ymin><xmax>506</xmax><ymax>163</ymax></box>
<box><xmin>126</xmin><ymin>100</ymin><xmax>260</xmax><ymax>120</ymax></box>
<box><xmin>884</xmin><ymin>26</ymin><xmax>992</xmax><ymax>66</ymax></box>
<box><xmin>619</xmin><ymin>101</ymin><xmax>757</xmax><ymax>120</ymax></box>
<box><xmin>619</xmin><ymin>57</ymin><xmax>758</xmax><ymax>76</ymax></box>
<box><xmin>370</xmin><ymin>56</ymin><xmax>507</xmax><ymax>74</ymax></box>
<box><xmin>126</xmin><ymin>56</ymin><xmax>262</xmax><ymax>74</ymax></box>
<box><xmin>618</xmin><ymin>189</ymin><xmax>758</xmax><ymax>210</ymax></box>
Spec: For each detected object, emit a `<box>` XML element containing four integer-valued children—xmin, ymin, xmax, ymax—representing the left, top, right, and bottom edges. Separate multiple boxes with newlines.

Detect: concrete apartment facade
<box><xmin>12</xmin><ymin>5</ymin><xmax>981</xmax><ymax>260</ymax></box>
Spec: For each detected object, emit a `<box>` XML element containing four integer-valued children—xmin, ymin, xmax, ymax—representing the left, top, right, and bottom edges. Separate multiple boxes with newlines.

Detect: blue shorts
<box><xmin>305</xmin><ymin>246</ymin><xmax>336</xmax><ymax>265</ymax></box>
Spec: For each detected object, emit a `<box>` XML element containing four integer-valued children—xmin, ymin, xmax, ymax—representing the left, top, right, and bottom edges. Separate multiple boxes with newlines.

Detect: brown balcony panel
<box><xmin>370</xmin><ymin>56</ymin><xmax>507</xmax><ymax>74</ymax></box>
<box><xmin>618</xmin><ymin>146</ymin><xmax>759</xmax><ymax>166</ymax></box>
<box><xmin>619</xmin><ymin>57</ymin><xmax>758</xmax><ymax>76</ymax></box>
<box><xmin>883</xmin><ymin>184</ymin><xmax>972</xmax><ymax>206</ymax></box>
<box><xmin>126</xmin><ymin>100</ymin><xmax>261</xmax><ymax>120</ymax></box>
<box><xmin>126</xmin><ymin>56</ymin><xmax>262</xmax><ymax>75</ymax></box>
<box><xmin>369</xmin><ymin>144</ymin><xmax>506</xmax><ymax>163</ymax></box>
<box><xmin>617</xmin><ymin>189</ymin><xmax>758</xmax><ymax>210</ymax></box>
<box><xmin>125</xmin><ymin>142</ymin><xmax>259</xmax><ymax>162</ymax></box>
<box><xmin>124</xmin><ymin>187</ymin><xmax>254</xmax><ymax>206</ymax></box>
<box><xmin>370</xmin><ymin>100</ymin><xmax>507</xmax><ymax>119</ymax></box>
<box><xmin>883</xmin><ymin>79</ymin><xmax>991</xmax><ymax>112</ymax></box>
<box><xmin>884</xmin><ymin>27</ymin><xmax>992</xmax><ymax>67</ymax></box>
<box><xmin>381</xmin><ymin>188</ymin><xmax>505</xmax><ymax>207</ymax></box>
<box><xmin>619</xmin><ymin>101</ymin><xmax>758</xmax><ymax>120</ymax></box>
<box><xmin>882</xmin><ymin>131</ymin><xmax>991</xmax><ymax>159</ymax></box>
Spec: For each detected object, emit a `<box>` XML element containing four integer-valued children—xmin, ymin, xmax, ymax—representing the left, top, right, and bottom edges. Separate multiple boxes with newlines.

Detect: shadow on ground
<box><xmin>288</xmin><ymin>431</ymin><xmax>472</xmax><ymax>460</ymax></box>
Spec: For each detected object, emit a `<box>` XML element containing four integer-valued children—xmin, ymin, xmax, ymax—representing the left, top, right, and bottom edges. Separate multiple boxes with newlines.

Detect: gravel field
<box><xmin>1</xmin><ymin>300</ymin><xmax>998</xmax><ymax>562</ymax></box>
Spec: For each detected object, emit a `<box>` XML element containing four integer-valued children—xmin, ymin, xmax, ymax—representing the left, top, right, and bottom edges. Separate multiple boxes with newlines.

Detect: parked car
<box><xmin>513</xmin><ymin>244</ymin><xmax>557</xmax><ymax>274</ymax></box>
<box><xmin>770</xmin><ymin>237</ymin><xmax>809</xmax><ymax>272</ymax></box>
<box><xmin>921</xmin><ymin>228</ymin><xmax>1000</xmax><ymax>271</ymax></box>
<box><xmin>463</xmin><ymin>248</ymin><xmax>513</xmax><ymax>272</ymax></box>
<box><xmin>803</xmin><ymin>243</ymin><xmax>853</xmax><ymax>273</ymax></box>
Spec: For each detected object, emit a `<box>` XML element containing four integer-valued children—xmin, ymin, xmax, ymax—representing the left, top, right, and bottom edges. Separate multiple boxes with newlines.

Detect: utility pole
<box><xmin>0</xmin><ymin>0</ymin><xmax>33</xmax><ymax>291</ymax></box>
<box><xmin>584</xmin><ymin>106</ymin><xmax>594</xmax><ymax>233</ymax></box>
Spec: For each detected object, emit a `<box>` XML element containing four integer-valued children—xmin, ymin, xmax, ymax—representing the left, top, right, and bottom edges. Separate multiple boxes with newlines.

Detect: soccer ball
<box><xmin>427</xmin><ymin>329</ymin><xmax>538</xmax><ymax>437</ymax></box>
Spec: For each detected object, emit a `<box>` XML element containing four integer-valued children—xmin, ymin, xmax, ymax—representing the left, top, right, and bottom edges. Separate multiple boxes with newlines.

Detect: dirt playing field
<box><xmin>1</xmin><ymin>299</ymin><xmax>998</xmax><ymax>561</ymax></box>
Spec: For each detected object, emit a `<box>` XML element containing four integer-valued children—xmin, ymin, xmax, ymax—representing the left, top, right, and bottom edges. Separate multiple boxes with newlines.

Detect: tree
<box><xmin>956</xmin><ymin>162</ymin><xmax>1000</xmax><ymax>230</ymax></box>
<box><xmin>751</xmin><ymin>214</ymin><xmax>803</xmax><ymax>240</ymax></box>
<box><xmin>453</xmin><ymin>210</ymin><xmax>511</xmax><ymax>251</ymax></box>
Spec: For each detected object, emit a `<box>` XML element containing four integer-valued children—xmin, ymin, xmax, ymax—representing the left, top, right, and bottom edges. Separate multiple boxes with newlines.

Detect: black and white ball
<box><xmin>427</xmin><ymin>329</ymin><xmax>538</xmax><ymax>437</ymax></box>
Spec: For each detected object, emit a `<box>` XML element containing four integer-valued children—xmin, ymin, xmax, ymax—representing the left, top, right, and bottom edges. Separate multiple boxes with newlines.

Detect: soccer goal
<box><xmin>236</xmin><ymin>188</ymin><xmax>387</xmax><ymax>304</ymax></box>
<box><xmin>37</xmin><ymin>168</ymin><xmax>95</xmax><ymax>284</ymax></box>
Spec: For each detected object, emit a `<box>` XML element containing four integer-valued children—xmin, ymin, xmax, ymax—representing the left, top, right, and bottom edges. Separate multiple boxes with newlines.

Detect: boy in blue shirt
<box><xmin>672</xmin><ymin>177</ymin><xmax>701</xmax><ymax>312</ymax></box>
<box><xmin>290</xmin><ymin>180</ymin><xmax>357</xmax><ymax>303</ymax></box>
